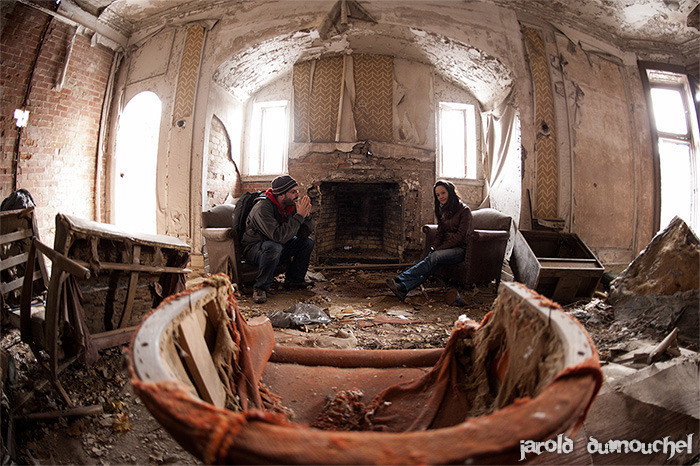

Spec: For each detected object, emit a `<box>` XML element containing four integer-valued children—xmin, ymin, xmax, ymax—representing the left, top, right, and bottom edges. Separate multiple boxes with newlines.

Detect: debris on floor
<box><xmin>2</xmin><ymin>262</ymin><xmax>698</xmax><ymax>464</ymax></box>
<box><xmin>267</xmin><ymin>303</ymin><xmax>331</xmax><ymax>328</ymax></box>
<box><xmin>608</xmin><ymin>216</ymin><xmax>699</xmax><ymax>350</ymax></box>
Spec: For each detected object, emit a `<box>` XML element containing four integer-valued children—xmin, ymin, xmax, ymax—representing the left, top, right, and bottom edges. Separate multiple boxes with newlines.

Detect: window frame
<box><xmin>247</xmin><ymin>99</ymin><xmax>290</xmax><ymax>176</ymax></box>
<box><xmin>639</xmin><ymin>62</ymin><xmax>699</xmax><ymax>233</ymax></box>
<box><xmin>437</xmin><ymin>101</ymin><xmax>478</xmax><ymax>180</ymax></box>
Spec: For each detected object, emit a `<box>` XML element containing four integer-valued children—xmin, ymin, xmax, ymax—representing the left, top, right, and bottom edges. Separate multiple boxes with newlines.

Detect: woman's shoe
<box><xmin>386</xmin><ymin>278</ymin><xmax>407</xmax><ymax>301</ymax></box>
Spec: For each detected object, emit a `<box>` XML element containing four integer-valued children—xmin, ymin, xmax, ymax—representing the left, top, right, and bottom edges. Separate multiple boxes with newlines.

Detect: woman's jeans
<box><xmin>245</xmin><ymin>236</ymin><xmax>314</xmax><ymax>291</ymax></box>
<box><xmin>396</xmin><ymin>247</ymin><xmax>465</xmax><ymax>292</ymax></box>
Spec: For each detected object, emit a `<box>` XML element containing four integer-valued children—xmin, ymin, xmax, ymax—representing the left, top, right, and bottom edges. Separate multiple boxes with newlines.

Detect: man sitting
<box><xmin>241</xmin><ymin>175</ymin><xmax>315</xmax><ymax>303</ymax></box>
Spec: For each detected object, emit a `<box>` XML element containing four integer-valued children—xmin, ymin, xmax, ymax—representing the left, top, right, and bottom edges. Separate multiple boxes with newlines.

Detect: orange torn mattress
<box><xmin>129</xmin><ymin>275</ymin><xmax>602</xmax><ymax>464</ymax></box>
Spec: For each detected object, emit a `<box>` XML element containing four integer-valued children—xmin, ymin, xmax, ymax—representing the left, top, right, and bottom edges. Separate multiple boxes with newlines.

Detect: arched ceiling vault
<box><xmin>212</xmin><ymin>23</ymin><xmax>515</xmax><ymax>110</ymax></box>
<box><xmin>62</xmin><ymin>0</ymin><xmax>699</xmax><ymax>106</ymax></box>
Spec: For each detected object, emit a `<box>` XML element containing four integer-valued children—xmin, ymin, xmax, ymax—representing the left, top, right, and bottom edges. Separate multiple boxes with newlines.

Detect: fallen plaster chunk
<box><xmin>607</xmin><ymin>217</ymin><xmax>699</xmax><ymax>348</ymax></box>
<box><xmin>609</xmin><ymin>216</ymin><xmax>699</xmax><ymax>300</ymax></box>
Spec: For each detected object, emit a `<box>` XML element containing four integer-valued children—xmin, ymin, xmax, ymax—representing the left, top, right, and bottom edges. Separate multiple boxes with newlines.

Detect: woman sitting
<box><xmin>386</xmin><ymin>180</ymin><xmax>472</xmax><ymax>301</ymax></box>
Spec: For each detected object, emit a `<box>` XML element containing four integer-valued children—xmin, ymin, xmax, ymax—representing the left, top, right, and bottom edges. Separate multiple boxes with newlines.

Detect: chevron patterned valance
<box><xmin>523</xmin><ymin>27</ymin><xmax>558</xmax><ymax>219</ymax></box>
<box><xmin>173</xmin><ymin>25</ymin><xmax>204</xmax><ymax>125</ymax></box>
<box><xmin>293</xmin><ymin>54</ymin><xmax>393</xmax><ymax>143</ymax></box>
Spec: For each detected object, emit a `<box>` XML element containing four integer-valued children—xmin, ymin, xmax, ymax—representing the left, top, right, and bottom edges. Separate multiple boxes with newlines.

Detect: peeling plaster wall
<box><xmin>203</xmin><ymin>82</ymin><xmax>244</xmax><ymax>217</ymax></box>
<box><xmin>108</xmin><ymin>27</ymin><xmax>187</xmax><ymax>240</ymax></box>
<box><xmin>557</xmin><ymin>35</ymin><xmax>651</xmax><ymax>269</ymax></box>
<box><xmin>204</xmin><ymin>116</ymin><xmax>239</xmax><ymax>210</ymax></box>
<box><xmin>394</xmin><ymin>59</ymin><xmax>433</xmax><ymax>149</ymax></box>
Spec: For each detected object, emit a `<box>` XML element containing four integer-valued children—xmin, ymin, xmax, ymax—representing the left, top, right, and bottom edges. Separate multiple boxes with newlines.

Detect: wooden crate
<box><xmin>509</xmin><ymin>229</ymin><xmax>604</xmax><ymax>304</ymax></box>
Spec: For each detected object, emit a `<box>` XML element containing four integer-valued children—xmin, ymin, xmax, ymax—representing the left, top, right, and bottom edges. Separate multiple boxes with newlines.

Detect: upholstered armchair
<box><xmin>422</xmin><ymin>208</ymin><xmax>512</xmax><ymax>287</ymax></box>
<box><xmin>202</xmin><ymin>203</ymin><xmax>288</xmax><ymax>288</ymax></box>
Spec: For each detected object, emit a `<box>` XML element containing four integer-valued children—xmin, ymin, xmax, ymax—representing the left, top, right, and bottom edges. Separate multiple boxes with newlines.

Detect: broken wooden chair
<box><xmin>130</xmin><ymin>275</ymin><xmax>602</xmax><ymax>464</ymax></box>
<box><xmin>1</xmin><ymin>208</ymin><xmax>191</xmax><ymax>406</ymax></box>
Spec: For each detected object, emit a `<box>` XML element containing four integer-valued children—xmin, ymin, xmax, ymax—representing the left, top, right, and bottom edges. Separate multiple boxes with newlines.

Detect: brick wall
<box><xmin>204</xmin><ymin>115</ymin><xmax>240</xmax><ymax>209</ymax></box>
<box><xmin>0</xmin><ymin>2</ymin><xmax>113</xmax><ymax>244</ymax></box>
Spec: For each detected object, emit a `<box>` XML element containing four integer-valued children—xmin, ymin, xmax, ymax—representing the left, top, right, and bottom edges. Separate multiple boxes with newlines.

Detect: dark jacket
<box><xmin>241</xmin><ymin>194</ymin><xmax>314</xmax><ymax>254</ymax></box>
<box><xmin>434</xmin><ymin>200</ymin><xmax>472</xmax><ymax>250</ymax></box>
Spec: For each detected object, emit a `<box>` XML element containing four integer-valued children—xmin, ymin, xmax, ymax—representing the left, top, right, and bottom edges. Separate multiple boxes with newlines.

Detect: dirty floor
<box><xmin>0</xmin><ymin>267</ymin><xmax>674</xmax><ymax>465</ymax></box>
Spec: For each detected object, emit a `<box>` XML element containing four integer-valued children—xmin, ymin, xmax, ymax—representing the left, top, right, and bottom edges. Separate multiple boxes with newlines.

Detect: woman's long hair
<box><xmin>433</xmin><ymin>180</ymin><xmax>461</xmax><ymax>221</ymax></box>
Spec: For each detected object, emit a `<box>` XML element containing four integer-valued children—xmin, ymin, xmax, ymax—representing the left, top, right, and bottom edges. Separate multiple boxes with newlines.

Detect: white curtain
<box><xmin>479</xmin><ymin>103</ymin><xmax>517</xmax><ymax>209</ymax></box>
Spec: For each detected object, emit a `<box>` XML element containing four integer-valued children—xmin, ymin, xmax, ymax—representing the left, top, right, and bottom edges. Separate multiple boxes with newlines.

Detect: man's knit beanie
<box><xmin>271</xmin><ymin>175</ymin><xmax>298</xmax><ymax>195</ymax></box>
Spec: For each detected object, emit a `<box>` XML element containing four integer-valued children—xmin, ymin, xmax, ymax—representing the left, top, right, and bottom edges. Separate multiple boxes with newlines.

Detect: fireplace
<box><xmin>315</xmin><ymin>181</ymin><xmax>403</xmax><ymax>263</ymax></box>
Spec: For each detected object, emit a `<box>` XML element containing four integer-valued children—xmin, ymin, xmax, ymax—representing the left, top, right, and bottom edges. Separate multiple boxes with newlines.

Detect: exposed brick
<box><xmin>0</xmin><ymin>2</ymin><xmax>113</xmax><ymax>243</ymax></box>
<box><xmin>204</xmin><ymin>116</ymin><xmax>240</xmax><ymax>210</ymax></box>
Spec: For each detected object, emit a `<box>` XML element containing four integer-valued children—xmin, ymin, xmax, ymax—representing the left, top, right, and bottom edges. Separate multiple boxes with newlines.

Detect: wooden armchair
<box><xmin>422</xmin><ymin>207</ymin><xmax>512</xmax><ymax>287</ymax></box>
<box><xmin>201</xmin><ymin>204</ymin><xmax>284</xmax><ymax>288</ymax></box>
<box><xmin>1</xmin><ymin>208</ymin><xmax>191</xmax><ymax>405</ymax></box>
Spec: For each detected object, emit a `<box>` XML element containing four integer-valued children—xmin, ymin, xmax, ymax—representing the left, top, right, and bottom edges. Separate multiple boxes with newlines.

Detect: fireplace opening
<box><xmin>316</xmin><ymin>182</ymin><xmax>403</xmax><ymax>263</ymax></box>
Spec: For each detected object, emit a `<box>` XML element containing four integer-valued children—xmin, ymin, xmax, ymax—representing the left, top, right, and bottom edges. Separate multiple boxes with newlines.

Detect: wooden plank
<box><xmin>73</xmin><ymin>259</ymin><xmax>191</xmax><ymax>275</ymax></box>
<box><xmin>552</xmin><ymin>275</ymin><xmax>581</xmax><ymax>303</ymax></box>
<box><xmin>0</xmin><ymin>270</ymin><xmax>42</xmax><ymax>294</ymax></box>
<box><xmin>538</xmin><ymin>259</ymin><xmax>603</xmax><ymax>269</ymax></box>
<box><xmin>33</xmin><ymin>239</ymin><xmax>90</xmax><ymax>279</ymax></box>
<box><xmin>177</xmin><ymin>312</ymin><xmax>226</xmax><ymax>408</ymax></box>
<box><xmin>537</xmin><ymin>257</ymin><xmax>599</xmax><ymax>263</ymax></box>
<box><xmin>91</xmin><ymin>327</ymin><xmax>134</xmax><ymax>350</ymax></box>
<box><xmin>30</xmin><ymin>211</ymin><xmax>50</xmax><ymax>287</ymax></box>
<box><xmin>0</xmin><ymin>252</ymin><xmax>29</xmax><ymax>271</ymax></box>
<box><xmin>118</xmin><ymin>245</ymin><xmax>140</xmax><ymax>329</ymax></box>
<box><xmin>0</xmin><ymin>229</ymin><xmax>32</xmax><ymax>245</ymax></box>
<box><xmin>162</xmin><ymin>340</ymin><xmax>198</xmax><ymax>396</ymax></box>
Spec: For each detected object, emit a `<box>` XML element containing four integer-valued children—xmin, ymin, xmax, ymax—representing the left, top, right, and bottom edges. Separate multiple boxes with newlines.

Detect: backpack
<box><xmin>1</xmin><ymin>188</ymin><xmax>36</xmax><ymax>211</ymax></box>
<box><xmin>232</xmin><ymin>191</ymin><xmax>265</xmax><ymax>239</ymax></box>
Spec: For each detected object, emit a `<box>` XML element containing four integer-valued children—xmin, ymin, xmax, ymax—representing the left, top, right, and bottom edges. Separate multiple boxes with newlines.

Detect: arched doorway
<box><xmin>113</xmin><ymin>91</ymin><xmax>161</xmax><ymax>234</ymax></box>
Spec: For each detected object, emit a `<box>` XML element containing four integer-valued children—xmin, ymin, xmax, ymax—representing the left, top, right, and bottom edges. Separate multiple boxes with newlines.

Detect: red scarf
<box><xmin>266</xmin><ymin>188</ymin><xmax>295</xmax><ymax>217</ymax></box>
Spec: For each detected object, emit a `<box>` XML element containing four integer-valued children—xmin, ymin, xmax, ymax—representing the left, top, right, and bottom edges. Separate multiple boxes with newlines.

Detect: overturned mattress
<box><xmin>129</xmin><ymin>275</ymin><xmax>602</xmax><ymax>464</ymax></box>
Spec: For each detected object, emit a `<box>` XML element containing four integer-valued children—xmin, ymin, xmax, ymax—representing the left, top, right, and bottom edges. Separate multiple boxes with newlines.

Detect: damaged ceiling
<box><xmin>61</xmin><ymin>0</ymin><xmax>699</xmax><ymax>104</ymax></box>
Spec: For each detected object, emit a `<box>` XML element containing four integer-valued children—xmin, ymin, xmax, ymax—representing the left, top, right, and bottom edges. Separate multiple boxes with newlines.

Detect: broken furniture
<box><xmin>201</xmin><ymin>203</ymin><xmax>284</xmax><ymax>287</ymax></box>
<box><xmin>510</xmin><ymin>229</ymin><xmax>604</xmax><ymax>304</ymax></box>
<box><xmin>1</xmin><ymin>208</ymin><xmax>49</xmax><ymax>311</ymax></box>
<box><xmin>1</xmin><ymin>209</ymin><xmax>191</xmax><ymax>405</ymax></box>
<box><xmin>130</xmin><ymin>275</ymin><xmax>601</xmax><ymax>464</ymax></box>
<box><xmin>422</xmin><ymin>207</ymin><xmax>512</xmax><ymax>287</ymax></box>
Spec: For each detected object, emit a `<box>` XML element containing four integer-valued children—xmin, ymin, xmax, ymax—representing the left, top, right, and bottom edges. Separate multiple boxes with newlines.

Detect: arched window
<box><xmin>113</xmin><ymin>91</ymin><xmax>161</xmax><ymax>234</ymax></box>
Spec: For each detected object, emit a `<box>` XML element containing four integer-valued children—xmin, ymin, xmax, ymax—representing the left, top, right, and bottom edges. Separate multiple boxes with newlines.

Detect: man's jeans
<box><xmin>396</xmin><ymin>247</ymin><xmax>465</xmax><ymax>293</ymax></box>
<box><xmin>245</xmin><ymin>236</ymin><xmax>314</xmax><ymax>291</ymax></box>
